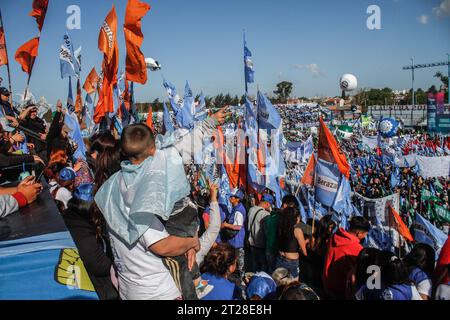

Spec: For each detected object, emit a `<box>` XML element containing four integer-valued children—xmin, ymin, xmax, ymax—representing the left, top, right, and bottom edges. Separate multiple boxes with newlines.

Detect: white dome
<box><xmin>339</xmin><ymin>74</ymin><xmax>358</xmax><ymax>92</ymax></box>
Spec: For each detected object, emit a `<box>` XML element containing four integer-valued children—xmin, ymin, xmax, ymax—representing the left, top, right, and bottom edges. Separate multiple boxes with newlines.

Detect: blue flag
<box><xmin>414</xmin><ymin>213</ymin><xmax>448</xmax><ymax>258</ymax></box>
<box><xmin>315</xmin><ymin>159</ymin><xmax>340</xmax><ymax>207</ymax></box>
<box><xmin>257</xmin><ymin>91</ymin><xmax>281</xmax><ymax>130</ymax></box>
<box><xmin>218</xmin><ymin>164</ymin><xmax>232</xmax><ymax>215</ymax></box>
<box><xmin>64</xmin><ymin>112</ymin><xmax>86</xmax><ymax>161</ymax></box>
<box><xmin>180</xmin><ymin>81</ymin><xmax>194</xmax><ymax>129</ymax></box>
<box><xmin>332</xmin><ymin>175</ymin><xmax>353</xmax><ymax>217</ymax></box>
<box><xmin>67</xmin><ymin>77</ymin><xmax>74</xmax><ymax>111</ymax></box>
<box><xmin>244</xmin><ymin>33</ymin><xmax>255</xmax><ymax>87</ymax></box>
<box><xmin>59</xmin><ymin>33</ymin><xmax>81</xmax><ymax>79</ymax></box>
<box><xmin>163</xmin><ymin>102</ymin><xmax>175</xmax><ymax>133</ymax></box>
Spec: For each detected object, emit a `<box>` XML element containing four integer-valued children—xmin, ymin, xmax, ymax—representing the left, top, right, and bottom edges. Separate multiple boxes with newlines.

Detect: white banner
<box><xmin>416</xmin><ymin>156</ymin><xmax>450</xmax><ymax>178</ymax></box>
<box><xmin>362</xmin><ymin>135</ymin><xmax>378</xmax><ymax>149</ymax></box>
<box><xmin>394</xmin><ymin>154</ymin><xmax>417</xmax><ymax>168</ymax></box>
<box><xmin>355</xmin><ymin>193</ymin><xmax>400</xmax><ymax>225</ymax></box>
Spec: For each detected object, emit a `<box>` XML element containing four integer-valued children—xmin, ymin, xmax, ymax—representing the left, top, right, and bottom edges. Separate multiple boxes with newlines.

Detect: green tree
<box><xmin>273</xmin><ymin>81</ymin><xmax>293</xmax><ymax>103</ymax></box>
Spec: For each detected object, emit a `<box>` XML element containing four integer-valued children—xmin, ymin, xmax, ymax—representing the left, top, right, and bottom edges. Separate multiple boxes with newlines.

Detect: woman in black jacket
<box><xmin>62</xmin><ymin>183</ymin><xmax>119</xmax><ymax>300</ymax></box>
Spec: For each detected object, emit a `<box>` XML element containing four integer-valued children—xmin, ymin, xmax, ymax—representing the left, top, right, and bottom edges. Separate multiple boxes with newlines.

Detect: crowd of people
<box><xmin>1</xmin><ymin>86</ymin><xmax>450</xmax><ymax>301</ymax></box>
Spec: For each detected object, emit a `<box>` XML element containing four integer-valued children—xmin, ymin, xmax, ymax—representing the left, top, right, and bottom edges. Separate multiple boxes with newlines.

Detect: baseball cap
<box><xmin>0</xmin><ymin>87</ymin><xmax>10</xmax><ymax>96</ymax></box>
<box><xmin>74</xmin><ymin>183</ymin><xmax>94</xmax><ymax>202</ymax></box>
<box><xmin>261</xmin><ymin>193</ymin><xmax>275</xmax><ymax>206</ymax></box>
<box><xmin>246</xmin><ymin>272</ymin><xmax>277</xmax><ymax>299</ymax></box>
<box><xmin>59</xmin><ymin>167</ymin><xmax>76</xmax><ymax>181</ymax></box>
<box><xmin>229</xmin><ymin>188</ymin><xmax>244</xmax><ymax>200</ymax></box>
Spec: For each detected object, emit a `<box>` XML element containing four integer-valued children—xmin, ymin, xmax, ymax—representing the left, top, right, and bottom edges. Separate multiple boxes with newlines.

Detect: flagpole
<box><xmin>23</xmin><ymin>61</ymin><xmax>35</xmax><ymax>101</ymax></box>
<box><xmin>243</xmin><ymin>30</ymin><xmax>248</xmax><ymax>95</ymax></box>
<box><xmin>0</xmin><ymin>9</ymin><xmax>13</xmax><ymax>105</ymax></box>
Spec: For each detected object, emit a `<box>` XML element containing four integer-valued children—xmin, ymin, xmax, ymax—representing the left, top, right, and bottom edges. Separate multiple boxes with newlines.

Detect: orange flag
<box><xmin>95</xmin><ymin>5</ymin><xmax>119</xmax><ymax>123</ymax></box>
<box><xmin>29</xmin><ymin>0</ymin><xmax>49</xmax><ymax>32</ymax></box>
<box><xmin>83</xmin><ymin>67</ymin><xmax>99</xmax><ymax>95</ymax></box>
<box><xmin>301</xmin><ymin>153</ymin><xmax>316</xmax><ymax>186</ymax></box>
<box><xmin>318</xmin><ymin>117</ymin><xmax>350</xmax><ymax>178</ymax></box>
<box><xmin>388</xmin><ymin>205</ymin><xmax>414</xmax><ymax>242</ymax></box>
<box><xmin>0</xmin><ymin>27</ymin><xmax>8</xmax><ymax>66</ymax></box>
<box><xmin>124</xmin><ymin>0</ymin><xmax>150</xmax><ymax>84</ymax></box>
<box><xmin>14</xmin><ymin>37</ymin><xmax>39</xmax><ymax>74</ymax></box>
<box><xmin>146</xmin><ymin>104</ymin><xmax>154</xmax><ymax>130</ymax></box>
<box><xmin>75</xmin><ymin>78</ymin><xmax>83</xmax><ymax>114</ymax></box>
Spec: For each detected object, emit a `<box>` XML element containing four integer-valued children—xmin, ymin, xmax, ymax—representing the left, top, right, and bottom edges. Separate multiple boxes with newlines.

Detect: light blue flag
<box><xmin>59</xmin><ymin>33</ymin><xmax>80</xmax><ymax>79</ymax></box>
<box><xmin>266</xmin><ymin>174</ymin><xmax>282</xmax><ymax>208</ymax></box>
<box><xmin>303</xmin><ymin>136</ymin><xmax>314</xmax><ymax>163</ymax></box>
<box><xmin>194</xmin><ymin>92</ymin><xmax>208</xmax><ymax>121</ymax></box>
<box><xmin>163</xmin><ymin>102</ymin><xmax>175</xmax><ymax>133</ymax></box>
<box><xmin>390</xmin><ymin>170</ymin><xmax>399</xmax><ymax>189</ymax></box>
<box><xmin>64</xmin><ymin>112</ymin><xmax>87</xmax><ymax>161</ymax></box>
<box><xmin>332</xmin><ymin>175</ymin><xmax>353</xmax><ymax>217</ymax></box>
<box><xmin>20</xmin><ymin>133</ymin><xmax>29</xmax><ymax>154</ymax></box>
<box><xmin>414</xmin><ymin>213</ymin><xmax>448</xmax><ymax>258</ymax></box>
<box><xmin>180</xmin><ymin>81</ymin><xmax>194</xmax><ymax>129</ymax></box>
<box><xmin>257</xmin><ymin>91</ymin><xmax>281</xmax><ymax>130</ymax></box>
<box><xmin>315</xmin><ymin>159</ymin><xmax>340</xmax><ymax>207</ymax></box>
<box><xmin>218</xmin><ymin>164</ymin><xmax>232</xmax><ymax>215</ymax></box>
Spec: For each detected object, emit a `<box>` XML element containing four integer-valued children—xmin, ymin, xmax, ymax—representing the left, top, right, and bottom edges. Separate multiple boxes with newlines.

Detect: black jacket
<box><xmin>62</xmin><ymin>208</ymin><xmax>119</xmax><ymax>300</ymax></box>
<box><xmin>20</xmin><ymin>116</ymin><xmax>47</xmax><ymax>153</ymax></box>
<box><xmin>46</xmin><ymin>111</ymin><xmax>74</xmax><ymax>158</ymax></box>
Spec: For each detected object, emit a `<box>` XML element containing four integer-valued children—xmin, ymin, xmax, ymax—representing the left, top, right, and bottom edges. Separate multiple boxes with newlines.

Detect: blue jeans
<box><xmin>275</xmin><ymin>255</ymin><xmax>299</xmax><ymax>278</ymax></box>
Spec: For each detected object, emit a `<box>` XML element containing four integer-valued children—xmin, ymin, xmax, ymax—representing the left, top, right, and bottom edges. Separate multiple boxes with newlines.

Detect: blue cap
<box><xmin>229</xmin><ymin>188</ymin><xmax>244</xmax><ymax>200</ymax></box>
<box><xmin>74</xmin><ymin>183</ymin><xmax>94</xmax><ymax>202</ymax></box>
<box><xmin>246</xmin><ymin>272</ymin><xmax>277</xmax><ymax>299</ymax></box>
<box><xmin>59</xmin><ymin>167</ymin><xmax>76</xmax><ymax>181</ymax></box>
<box><xmin>262</xmin><ymin>194</ymin><xmax>275</xmax><ymax>205</ymax></box>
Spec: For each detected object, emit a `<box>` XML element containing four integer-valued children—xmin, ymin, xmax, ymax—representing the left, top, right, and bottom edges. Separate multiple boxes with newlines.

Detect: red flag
<box><xmin>83</xmin><ymin>67</ymin><xmax>99</xmax><ymax>95</ymax></box>
<box><xmin>388</xmin><ymin>205</ymin><xmax>414</xmax><ymax>242</ymax></box>
<box><xmin>14</xmin><ymin>37</ymin><xmax>39</xmax><ymax>74</ymax></box>
<box><xmin>29</xmin><ymin>0</ymin><xmax>49</xmax><ymax>32</ymax></box>
<box><xmin>146</xmin><ymin>105</ymin><xmax>154</xmax><ymax>130</ymax></box>
<box><xmin>75</xmin><ymin>78</ymin><xmax>83</xmax><ymax>114</ymax></box>
<box><xmin>301</xmin><ymin>153</ymin><xmax>316</xmax><ymax>186</ymax></box>
<box><xmin>318</xmin><ymin>117</ymin><xmax>350</xmax><ymax>178</ymax></box>
<box><xmin>0</xmin><ymin>27</ymin><xmax>8</xmax><ymax>66</ymax></box>
<box><xmin>95</xmin><ymin>5</ymin><xmax>119</xmax><ymax>124</ymax></box>
<box><xmin>124</xmin><ymin>0</ymin><xmax>150</xmax><ymax>84</ymax></box>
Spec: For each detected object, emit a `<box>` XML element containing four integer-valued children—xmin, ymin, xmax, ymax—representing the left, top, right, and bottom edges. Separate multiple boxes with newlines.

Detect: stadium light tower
<box><xmin>402</xmin><ymin>56</ymin><xmax>450</xmax><ymax>104</ymax></box>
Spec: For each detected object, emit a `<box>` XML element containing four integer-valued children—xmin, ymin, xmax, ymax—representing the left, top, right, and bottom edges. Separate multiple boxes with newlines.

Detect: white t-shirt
<box><xmin>108</xmin><ymin>223</ymin><xmax>181</xmax><ymax>300</ymax></box>
<box><xmin>436</xmin><ymin>283</ymin><xmax>450</xmax><ymax>300</ymax></box>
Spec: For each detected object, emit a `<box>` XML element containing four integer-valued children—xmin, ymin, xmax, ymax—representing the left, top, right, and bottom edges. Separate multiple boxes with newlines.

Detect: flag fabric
<box><xmin>145</xmin><ymin>105</ymin><xmax>154</xmax><ymax>131</ymax></box>
<box><xmin>315</xmin><ymin>159</ymin><xmax>340</xmax><ymax>207</ymax></box>
<box><xmin>64</xmin><ymin>111</ymin><xmax>87</xmax><ymax>161</ymax></box>
<box><xmin>14</xmin><ymin>37</ymin><xmax>39</xmax><ymax>74</ymax></box>
<box><xmin>218</xmin><ymin>164</ymin><xmax>232</xmax><ymax>214</ymax></box>
<box><xmin>84</xmin><ymin>93</ymin><xmax>94</xmax><ymax>132</ymax></box>
<box><xmin>67</xmin><ymin>76</ymin><xmax>74</xmax><ymax>110</ymax></box>
<box><xmin>414</xmin><ymin>213</ymin><xmax>448</xmax><ymax>257</ymax></box>
<box><xmin>301</xmin><ymin>153</ymin><xmax>316</xmax><ymax>186</ymax></box>
<box><xmin>421</xmin><ymin>188</ymin><xmax>433</xmax><ymax>201</ymax></box>
<box><xmin>83</xmin><ymin>67</ymin><xmax>100</xmax><ymax>95</ymax></box>
<box><xmin>95</xmin><ymin>5</ymin><xmax>119</xmax><ymax>123</ymax></box>
<box><xmin>29</xmin><ymin>0</ymin><xmax>49</xmax><ymax>32</ymax></box>
<box><xmin>332</xmin><ymin>175</ymin><xmax>353</xmax><ymax>217</ymax></box>
<box><xmin>388</xmin><ymin>205</ymin><xmax>414</xmax><ymax>242</ymax></box>
<box><xmin>257</xmin><ymin>91</ymin><xmax>281</xmax><ymax>130</ymax></box>
<box><xmin>0</xmin><ymin>25</ymin><xmax>8</xmax><ymax>66</ymax></box>
<box><xmin>162</xmin><ymin>102</ymin><xmax>174</xmax><ymax>133</ymax></box>
<box><xmin>244</xmin><ymin>34</ymin><xmax>254</xmax><ymax>85</ymax></box>
<box><xmin>180</xmin><ymin>81</ymin><xmax>194</xmax><ymax>129</ymax></box>
<box><xmin>124</xmin><ymin>0</ymin><xmax>150</xmax><ymax>84</ymax></box>
<box><xmin>318</xmin><ymin>117</ymin><xmax>350</xmax><ymax>178</ymax></box>
<box><xmin>434</xmin><ymin>204</ymin><xmax>450</xmax><ymax>224</ymax></box>
<box><xmin>75</xmin><ymin>78</ymin><xmax>83</xmax><ymax>114</ymax></box>
<box><xmin>59</xmin><ymin>33</ymin><xmax>80</xmax><ymax>79</ymax></box>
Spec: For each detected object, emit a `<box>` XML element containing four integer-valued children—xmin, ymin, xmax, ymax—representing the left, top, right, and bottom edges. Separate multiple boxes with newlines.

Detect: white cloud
<box><xmin>295</xmin><ymin>63</ymin><xmax>324</xmax><ymax>77</ymax></box>
<box><xmin>432</xmin><ymin>0</ymin><xmax>450</xmax><ymax>19</ymax></box>
<box><xmin>418</xmin><ymin>15</ymin><xmax>429</xmax><ymax>24</ymax></box>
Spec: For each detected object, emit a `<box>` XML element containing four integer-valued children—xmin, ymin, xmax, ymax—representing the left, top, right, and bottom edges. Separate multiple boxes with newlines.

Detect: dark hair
<box><xmin>380</xmin><ymin>251</ymin><xmax>410</xmax><ymax>286</ymax></box>
<box><xmin>66</xmin><ymin>197</ymin><xmax>92</xmax><ymax>218</ymax></box>
<box><xmin>121</xmin><ymin>124</ymin><xmax>155</xmax><ymax>162</ymax></box>
<box><xmin>90</xmin><ymin>134</ymin><xmax>121</xmax><ymax>239</ymax></box>
<box><xmin>314</xmin><ymin>214</ymin><xmax>337</xmax><ymax>255</ymax></box>
<box><xmin>403</xmin><ymin>243</ymin><xmax>436</xmax><ymax>276</ymax></box>
<box><xmin>349</xmin><ymin>216</ymin><xmax>370</xmax><ymax>233</ymax></box>
<box><xmin>279</xmin><ymin>282</ymin><xmax>320</xmax><ymax>300</ymax></box>
<box><xmin>277</xmin><ymin>207</ymin><xmax>298</xmax><ymax>244</ymax></box>
<box><xmin>281</xmin><ymin>194</ymin><xmax>299</xmax><ymax>209</ymax></box>
<box><xmin>200</xmin><ymin>243</ymin><xmax>237</xmax><ymax>277</ymax></box>
<box><xmin>355</xmin><ymin>247</ymin><xmax>382</xmax><ymax>289</ymax></box>
<box><xmin>90</xmin><ymin>132</ymin><xmax>117</xmax><ymax>155</ymax></box>
<box><xmin>43</xmin><ymin>162</ymin><xmax>66</xmax><ymax>181</ymax></box>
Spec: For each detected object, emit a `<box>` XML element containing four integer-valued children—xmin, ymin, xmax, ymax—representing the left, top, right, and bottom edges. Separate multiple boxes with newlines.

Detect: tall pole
<box><xmin>410</xmin><ymin>58</ymin><xmax>415</xmax><ymax>127</ymax></box>
<box><xmin>243</xmin><ymin>30</ymin><xmax>248</xmax><ymax>95</ymax></box>
<box><xmin>447</xmin><ymin>53</ymin><xmax>450</xmax><ymax>104</ymax></box>
<box><xmin>0</xmin><ymin>9</ymin><xmax>12</xmax><ymax>105</ymax></box>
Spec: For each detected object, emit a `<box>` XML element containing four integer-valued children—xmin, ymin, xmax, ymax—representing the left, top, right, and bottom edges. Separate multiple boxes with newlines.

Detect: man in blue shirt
<box><xmin>221</xmin><ymin>189</ymin><xmax>247</xmax><ymax>281</ymax></box>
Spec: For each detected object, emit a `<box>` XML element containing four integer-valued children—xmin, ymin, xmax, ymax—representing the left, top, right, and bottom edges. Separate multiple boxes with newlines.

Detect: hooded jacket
<box><xmin>322</xmin><ymin>227</ymin><xmax>363</xmax><ymax>299</ymax></box>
